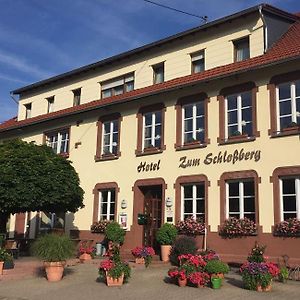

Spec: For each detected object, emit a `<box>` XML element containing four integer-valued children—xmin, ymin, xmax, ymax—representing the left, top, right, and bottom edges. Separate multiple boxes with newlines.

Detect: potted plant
<box><xmin>91</xmin><ymin>219</ymin><xmax>111</xmax><ymax>233</ymax></box>
<box><xmin>31</xmin><ymin>233</ymin><xmax>75</xmax><ymax>282</ymax></box>
<box><xmin>156</xmin><ymin>223</ymin><xmax>177</xmax><ymax>262</ymax></box>
<box><xmin>175</xmin><ymin>217</ymin><xmax>205</xmax><ymax>235</ymax></box>
<box><xmin>219</xmin><ymin>217</ymin><xmax>257</xmax><ymax>238</ymax></box>
<box><xmin>105</xmin><ymin>222</ymin><xmax>125</xmax><ymax>254</ymax></box>
<box><xmin>273</xmin><ymin>218</ymin><xmax>300</xmax><ymax>237</ymax></box>
<box><xmin>78</xmin><ymin>241</ymin><xmax>95</xmax><ymax>263</ymax></box>
<box><xmin>240</xmin><ymin>243</ymin><xmax>280</xmax><ymax>291</ymax></box>
<box><xmin>204</xmin><ymin>259</ymin><xmax>229</xmax><ymax>279</ymax></box>
<box><xmin>0</xmin><ymin>248</ymin><xmax>10</xmax><ymax>275</ymax></box>
<box><xmin>131</xmin><ymin>246</ymin><xmax>155</xmax><ymax>267</ymax></box>
<box><xmin>188</xmin><ymin>272</ymin><xmax>210</xmax><ymax>288</ymax></box>
<box><xmin>99</xmin><ymin>246</ymin><xmax>131</xmax><ymax>286</ymax></box>
<box><xmin>168</xmin><ymin>267</ymin><xmax>188</xmax><ymax>287</ymax></box>
<box><xmin>278</xmin><ymin>266</ymin><xmax>289</xmax><ymax>283</ymax></box>
<box><xmin>3</xmin><ymin>252</ymin><xmax>14</xmax><ymax>270</ymax></box>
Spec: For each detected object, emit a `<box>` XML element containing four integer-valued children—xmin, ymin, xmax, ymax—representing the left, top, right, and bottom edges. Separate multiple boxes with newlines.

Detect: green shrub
<box><xmin>169</xmin><ymin>236</ymin><xmax>197</xmax><ymax>266</ymax></box>
<box><xmin>156</xmin><ymin>223</ymin><xmax>178</xmax><ymax>245</ymax></box>
<box><xmin>105</xmin><ymin>222</ymin><xmax>125</xmax><ymax>245</ymax></box>
<box><xmin>279</xmin><ymin>267</ymin><xmax>289</xmax><ymax>282</ymax></box>
<box><xmin>31</xmin><ymin>234</ymin><xmax>75</xmax><ymax>262</ymax></box>
<box><xmin>204</xmin><ymin>259</ymin><xmax>229</xmax><ymax>274</ymax></box>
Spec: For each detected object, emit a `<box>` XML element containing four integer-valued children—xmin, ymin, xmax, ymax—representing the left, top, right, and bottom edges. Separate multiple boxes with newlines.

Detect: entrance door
<box><xmin>143</xmin><ymin>186</ymin><xmax>162</xmax><ymax>252</ymax></box>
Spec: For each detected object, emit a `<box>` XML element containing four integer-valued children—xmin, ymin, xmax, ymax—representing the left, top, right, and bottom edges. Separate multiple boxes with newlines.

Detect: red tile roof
<box><xmin>1</xmin><ymin>21</ymin><xmax>300</xmax><ymax>133</ymax></box>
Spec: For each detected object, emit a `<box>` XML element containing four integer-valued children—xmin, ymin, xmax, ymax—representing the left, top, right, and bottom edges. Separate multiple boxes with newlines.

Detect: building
<box><xmin>0</xmin><ymin>4</ymin><xmax>300</xmax><ymax>265</ymax></box>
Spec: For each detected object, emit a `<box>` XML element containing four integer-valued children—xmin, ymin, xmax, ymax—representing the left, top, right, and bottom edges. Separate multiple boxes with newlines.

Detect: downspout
<box><xmin>259</xmin><ymin>5</ymin><xmax>268</xmax><ymax>53</ymax></box>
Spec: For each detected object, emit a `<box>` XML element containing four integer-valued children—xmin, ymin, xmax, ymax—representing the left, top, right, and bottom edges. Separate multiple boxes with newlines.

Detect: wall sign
<box><xmin>179</xmin><ymin>148</ymin><xmax>261</xmax><ymax>168</ymax></box>
<box><xmin>137</xmin><ymin>160</ymin><xmax>161</xmax><ymax>172</ymax></box>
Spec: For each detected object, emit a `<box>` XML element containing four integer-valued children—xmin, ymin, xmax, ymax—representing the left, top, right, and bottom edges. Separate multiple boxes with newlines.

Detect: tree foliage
<box><xmin>0</xmin><ymin>139</ymin><xmax>84</xmax><ymax>214</ymax></box>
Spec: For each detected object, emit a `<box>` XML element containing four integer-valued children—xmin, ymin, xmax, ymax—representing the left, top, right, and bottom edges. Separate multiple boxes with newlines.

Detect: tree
<box><xmin>0</xmin><ymin>139</ymin><xmax>84</xmax><ymax>233</ymax></box>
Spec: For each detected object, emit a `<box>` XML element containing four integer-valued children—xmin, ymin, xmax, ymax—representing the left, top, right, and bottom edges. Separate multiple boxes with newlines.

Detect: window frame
<box><xmin>136</xmin><ymin>103</ymin><xmax>166</xmax><ymax>156</ymax></box>
<box><xmin>271</xmin><ymin>166</ymin><xmax>300</xmax><ymax>224</ymax></box>
<box><xmin>24</xmin><ymin>103</ymin><xmax>32</xmax><ymax>119</ymax></box>
<box><xmin>73</xmin><ymin>88</ymin><xmax>81</xmax><ymax>106</ymax></box>
<box><xmin>233</xmin><ymin>36</ymin><xmax>250</xmax><ymax>62</ymax></box>
<box><xmin>174</xmin><ymin>175</ymin><xmax>209</xmax><ymax>224</ymax></box>
<box><xmin>153</xmin><ymin>62</ymin><xmax>165</xmax><ymax>84</ymax></box>
<box><xmin>268</xmin><ymin>71</ymin><xmax>300</xmax><ymax>137</ymax></box>
<box><xmin>175</xmin><ymin>93</ymin><xmax>210</xmax><ymax>150</ymax></box>
<box><xmin>39</xmin><ymin>212</ymin><xmax>65</xmax><ymax>231</ymax></box>
<box><xmin>217</xmin><ymin>82</ymin><xmax>259</xmax><ymax>144</ymax></box>
<box><xmin>95</xmin><ymin>113</ymin><xmax>122</xmax><ymax>161</ymax></box>
<box><xmin>219</xmin><ymin>170</ymin><xmax>260</xmax><ymax>224</ymax></box>
<box><xmin>44</xmin><ymin>127</ymin><xmax>70</xmax><ymax>157</ymax></box>
<box><xmin>92</xmin><ymin>182</ymin><xmax>119</xmax><ymax>224</ymax></box>
<box><xmin>46</xmin><ymin>96</ymin><xmax>54</xmax><ymax>113</ymax></box>
<box><xmin>101</xmin><ymin>73</ymin><xmax>134</xmax><ymax>99</ymax></box>
<box><xmin>191</xmin><ymin>50</ymin><xmax>205</xmax><ymax>74</ymax></box>
<box><xmin>98</xmin><ymin>189</ymin><xmax>116</xmax><ymax>221</ymax></box>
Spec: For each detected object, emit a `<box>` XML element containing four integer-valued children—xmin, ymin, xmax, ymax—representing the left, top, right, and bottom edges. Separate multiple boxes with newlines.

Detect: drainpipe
<box><xmin>259</xmin><ymin>5</ymin><xmax>268</xmax><ymax>53</ymax></box>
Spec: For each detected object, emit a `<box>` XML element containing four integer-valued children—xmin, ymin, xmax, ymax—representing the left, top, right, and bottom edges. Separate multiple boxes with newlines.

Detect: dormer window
<box><xmin>47</xmin><ymin>96</ymin><xmax>54</xmax><ymax>113</ymax></box>
<box><xmin>153</xmin><ymin>63</ymin><xmax>164</xmax><ymax>84</ymax></box>
<box><xmin>234</xmin><ymin>37</ymin><xmax>250</xmax><ymax>62</ymax></box>
<box><xmin>73</xmin><ymin>88</ymin><xmax>81</xmax><ymax>106</ymax></box>
<box><xmin>101</xmin><ymin>73</ymin><xmax>134</xmax><ymax>98</ymax></box>
<box><xmin>24</xmin><ymin>103</ymin><xmax>32</xmax><ymax>119</ymax></box>
<box><xmin>191</xmin><ymin>51</ymin><xmax>205</xmax><ymax>73</ymax></box>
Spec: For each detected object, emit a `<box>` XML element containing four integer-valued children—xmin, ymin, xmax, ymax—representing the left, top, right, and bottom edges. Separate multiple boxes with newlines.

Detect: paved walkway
<box><xmin>0</xmin><ymin>259</ymin><xmax>299</xmax><ymax>300</ymax></box>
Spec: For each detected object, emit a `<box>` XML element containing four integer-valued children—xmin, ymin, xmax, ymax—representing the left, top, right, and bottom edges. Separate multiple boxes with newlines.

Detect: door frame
<box><xmin>131</xmin><ymin>178</ymin><xmax>167</xmax><ymax>247</ymax></box>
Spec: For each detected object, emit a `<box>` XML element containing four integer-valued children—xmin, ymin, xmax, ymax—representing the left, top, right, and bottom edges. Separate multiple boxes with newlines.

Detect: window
<box><xmin>276</xmin><ymin>81</ymin><xmax>300</xmax><ymax>130</ymax></box>
<box><xmin>47</xmin><ymin>96</ymin><xmax>54</xmax><ymax>113</ymax></box>
<box><xmin>99</xmin><ymin>189</ymin><xmax>116</xmax><ymax>221</ymax></box>
<box><xmin>182</xmin><ymin>184</ymin><xmax>205</xmax><ymax>221</ymax></box>
<box><xmin>226</xmin><ymin>180</ymin><xmax>255</xmax><ymax>221</ymax></box>
<box><xmin>143</xmin><ymin>111</ymin><xmax>162</xmax><ymax>149</ymax></box>
<box><xmin>39</xmin><ymin>212</ymin><xmax>65</xmax><ymax>231</ymax></box>
<box><xmin>220</xmin><ymin>170</ymin><xmax>259</xmax><ymax>224</ymax></box>
<box><xmin>175</xmin><ymin>93</ymin><xmax>209</xmax><ymax>150</ymax></box>
<box><xmin>73</xmin><ymin>88</ymin><xmax>81</xmax><ymax>106</ymax></box>
<box><xmin>225</xmin><ymin>91</ymin><xmax>252</xmax><ymax>138</ymax></box>
<box><xmin>101</xmin><ymin>73</ymin><xmax>134</xmax><ymax>98</ymax></box>
<box><xmin>191</xmin><ymin>51</ymin><xmax>205</xmax><ymax>73</ymax></box>
<box><xmin>45</xmin><ymin>128</ymin><xmax>70</xmax><ymax>155</ymax></box>
<box><xmin>153</xmin><ymin>63</ymin><xmax>164</xmax><ymax>84</ymax></box>
<box><xmin>95</xmin><ymin>113</ymin><xmax>121</xmax><ymax>161</ymax></box>
<box><xmin>136</xmin><ymin>103</ymin><xmax>166</xmax><ymax>156</ymax></box>
<box><xmin>279</xmin><ymin>177</ymin><xmax>300</xmax><ymax>221</ymax></box>
<box><xmin>24</xmin><ymin>103</ymin><xmax>32</xmax><ymax>119</ymax></box>
<box><xmin>272</xmin><ymin>167</ymin><xmax>300</xmax><ymax>223</ymax></box>
<box><xmin>234</xmin><ymin>37</ymin><xmax>250</xmax><ymax>62</ymax></box>
<box><xmin>218</xmin><ymin>82</ymin><xmax>259</xmax><ymax>144</ymax></box>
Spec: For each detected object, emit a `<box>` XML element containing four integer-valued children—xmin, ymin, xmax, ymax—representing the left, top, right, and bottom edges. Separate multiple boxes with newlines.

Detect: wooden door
<box><xmin>144</xmin><ymin>187</ymin><xmax>162</xmax><ymax>251</ymax></box>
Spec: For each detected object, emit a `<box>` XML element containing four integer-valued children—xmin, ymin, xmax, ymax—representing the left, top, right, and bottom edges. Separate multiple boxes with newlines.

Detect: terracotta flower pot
<box><xmin>135</xmin><ymin>257</ymin><xmax>145</xmax><ymax>264</ymax></box>
<box><xmin>44</xmin><ymin>261</ymin><xmax>66</xmax><ymax>282</ymax></box>
<box><xmin>161</xmin><ymin>245</ymin><xmax>172</xmax><ymax>262</ymax></box>
<box><xmin>79</xmin><ymin>252</ymin><xmax>92</xmax><ymax>263</ymax></box>
<box><xmin>178</xmin><ymin>278</ymin><xmax>187</xmax><ymax>287</ymax></box>
<box><xmin>106</xmin><ymin>273</ymin><xmax>124</xmax><ymax>287</ymax></box>
<box><xmin>257</xmin><ymin>284</ymin><xmax>272</xmax><ymax>292</ymax></box>
<box><xmin>0</xmin><ymin>261</ymin><xmax>4</xmax><ymax>275</ymax></box>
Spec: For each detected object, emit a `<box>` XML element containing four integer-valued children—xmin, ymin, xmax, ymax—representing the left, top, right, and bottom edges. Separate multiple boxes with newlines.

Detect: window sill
<box><xmin>59</xmin><ymin>152</ymin><xmax>69</xmax><ymax>158</ymax></box>
<box><xmin>95</xmin><ymin>153</ymin><xmax>120</xmax><ymax>162</ymax></box>
<box><xmin>135</xmin><ymin>147</ymin><xmax>164</xmax><ymax>157</ymax></box>
<box><xmin>175</xmin><ymin>142</ymin><xmax>208</xmax><ymax>151</ymax></box>
<box><xmin>218</xmin><ymin>135</ymin><xmax>256</xmax><ymax>145</ymax></box>
<box><xmin>270</xmin><ymin>126</ymin><xmax>300</xmax><ymax>138</ymax></box>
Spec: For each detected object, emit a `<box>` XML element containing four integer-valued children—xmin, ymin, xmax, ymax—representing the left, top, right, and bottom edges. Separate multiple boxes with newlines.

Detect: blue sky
<box><xmin>0</xmin><ymin>0</ymin><xmax>299</xmax><ymax>123</ymax></box>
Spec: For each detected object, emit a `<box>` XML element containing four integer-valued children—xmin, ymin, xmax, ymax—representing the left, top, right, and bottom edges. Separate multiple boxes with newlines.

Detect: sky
<box><xmin>0</xmin><ymin>0</ymin><xmax>299</xmax><ymax>123</ymax></box>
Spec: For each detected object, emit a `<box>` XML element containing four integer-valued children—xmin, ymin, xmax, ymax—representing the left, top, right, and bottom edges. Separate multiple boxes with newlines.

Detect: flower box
<box><xmin>106</xmin><ymin>272</ymin><xmax>124</xmax><ymax>287</ymax></box>
<box><xmin>135</xmin><ymin>257</ymin><xmax>145</xmax><ymax>264</ymax></box>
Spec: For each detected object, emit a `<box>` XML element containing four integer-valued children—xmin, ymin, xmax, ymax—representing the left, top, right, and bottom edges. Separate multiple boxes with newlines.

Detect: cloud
<box><xmin>0</xmin><ymin>73</ymin><xmax>28</xmax><ymax>84</ymax></box>
<box><xmin>0</xmin><ymin>49</ymin><xmax>53</xmax><ymax>79</ymax></box>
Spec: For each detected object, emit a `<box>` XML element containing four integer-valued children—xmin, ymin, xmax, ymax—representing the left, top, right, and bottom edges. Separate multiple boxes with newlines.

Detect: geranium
<box><xmin>91</xmin><ymin>219</ymin><xmax>111</xmax><ymax>233</ymax></box>
<box><xmin>219</xmin><ymin>217</ymin><xmax>257</xmax><ymax>238</ymax></box>
<box><xmin>247</xmin><ymin>243</ymin><xmax>266</xmax><ymax>263</ymax></box>
<box><xmin>176</xmin><ymin>217</ymin><xmax>205</xmax><ymax>235</ymax></box>
<box><xmin>99</xmin><ymin>259</ymin><xmax>115</xmax><ymax>271</ymax></box>
<box><xmin>131</xmin><ymin>246</ymin><xmax>155</xmax><ymax>267</ymax></box>
<box><xmin>178</xmin><ymin>254</ymin><xmax>206</xmax><ymax>269</ymax></box>
<box><xmin>200</xmin><ymin>249</ymin><xmax>219</xmax><ymax>262</ymax></box>
<box><xmin>273</xmin><ymin>218</ymin><xmax>300</xmax><ymax>237</ymax></box>
<box><xmin>79</xmin><ymin>241</ymin><xmax>95</xmax><ymax>255</ymax></box>
<box><xmin>168</xmin><ymin>268</ymin><xmax>187</xmax><ymax>280</ymax></box>
<box><xmin>188</xmin><ymin>272</ymin><xmax>210</xmax><ymax>286</ymax></box>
